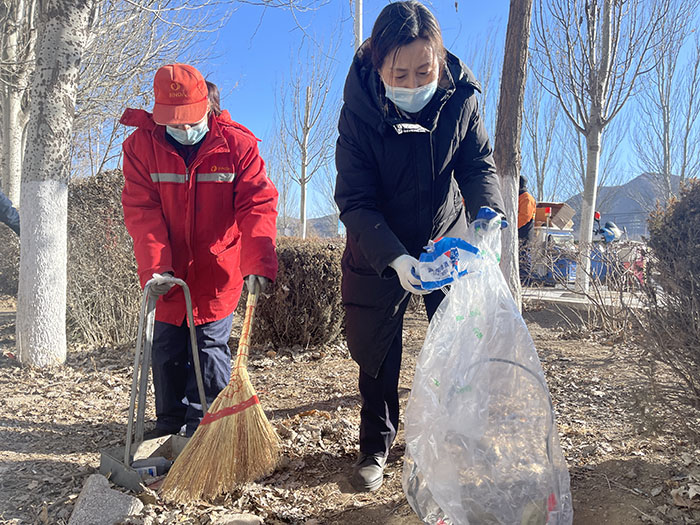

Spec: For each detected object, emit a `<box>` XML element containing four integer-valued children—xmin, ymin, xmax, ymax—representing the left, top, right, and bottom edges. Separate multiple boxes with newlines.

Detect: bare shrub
<box><xmin>4</xmin><ymin>173</ymin><xmax>347</xmax><ymax>350</ymax></box>
<box><xmin>254</xmin><ymin>237</ymin><xmax>344</xmax><ymax>348</ymax></box>
<box><xmin>66</xmin><ymin>170</ymin><xmax>141</xmax><ymax>346</ymax></box>
<box><xmin>0</xmin><ymin>226</ymin><xmax>19</xmax><ymax>295</ymax></box>
<box><xmin>522</xmin><ymin>236</ymin><xmax>644</xmax><ymax>341</ymax></box>
<box><xmin>637</xmin><ymin>181</ymin><xmax>700</xmax><ymax>405</ymax></box>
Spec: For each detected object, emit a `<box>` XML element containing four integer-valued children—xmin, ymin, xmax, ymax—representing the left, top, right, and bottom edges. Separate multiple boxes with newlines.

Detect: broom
<box><xmin>160</xmin><ymin>283</ymin><xmax>279</xmax><ymax>503</ymax></box>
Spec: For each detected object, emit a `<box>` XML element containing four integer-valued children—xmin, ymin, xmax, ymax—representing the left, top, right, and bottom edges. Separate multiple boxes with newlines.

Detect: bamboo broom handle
<box><xmin>234</xmin><ymin>284</ymin><xmax>259</xmax><ymax>371</ymax></box>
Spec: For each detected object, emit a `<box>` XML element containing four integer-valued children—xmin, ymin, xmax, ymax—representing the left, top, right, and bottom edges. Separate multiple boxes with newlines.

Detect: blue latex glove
<box><xmin>476</xmin><ymin>206</ymin><xmax>508</xmax><ymax>229</ymax></box>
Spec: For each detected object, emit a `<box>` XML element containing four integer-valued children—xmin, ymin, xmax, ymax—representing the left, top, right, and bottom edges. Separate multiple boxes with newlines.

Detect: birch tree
<box><xmin>493</xmin><ymin>0</ymin><xmax>533</xmax><ymax>309</ymax></box>
<box><xmin>532</xmin><ymin>0</ymin><xmax>670</xmax><ymax>291</ymax></box>
<box><xmin>277</xmin><ymin>45</ymin><xmax>337</xmax><ymax>239</ymax></box>
<box><xmin>0</xmin><ymin>0</ymin><xmax>37</xmax><ymax>203</ymax></box>
<box><xmin>16</xmin><ymin>0</ymin><xmax>96</xmax><ymax>367</ymax></box>
<box><xmin>633</xmin><ymin>1</ymin><xmax>700</xmax><ymax>204</ymax></box>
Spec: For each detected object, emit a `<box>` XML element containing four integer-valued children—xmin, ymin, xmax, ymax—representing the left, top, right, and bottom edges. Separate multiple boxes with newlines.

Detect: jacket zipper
<box><xmin>429</xmin><ymin>131</ymin><xmax>437</xmax><ymax>236</ymax></box>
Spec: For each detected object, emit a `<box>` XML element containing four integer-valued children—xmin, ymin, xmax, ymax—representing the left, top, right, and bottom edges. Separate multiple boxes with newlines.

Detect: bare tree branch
<box><xmin>276</xmin><ymin>36</ymin><xmax>339</xmax><ymax>238</ymax></box>
<box><xmin>531</xmin><ymin>0</ymin><xmax>673</xmax><ymax>290</ymax></box>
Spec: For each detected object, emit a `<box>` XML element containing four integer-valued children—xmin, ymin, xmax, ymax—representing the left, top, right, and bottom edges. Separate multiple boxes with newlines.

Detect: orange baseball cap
<box><xmin>152</xmin><ymin>64</ymin><xmax>209</xmax><ymax>125</ymax></box>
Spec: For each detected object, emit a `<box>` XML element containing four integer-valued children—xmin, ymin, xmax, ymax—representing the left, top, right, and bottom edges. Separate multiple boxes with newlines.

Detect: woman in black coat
<box><xmin>334</xmin><ymin>1</ymin><xmax>505</xmax><ymax>492</ymax></box>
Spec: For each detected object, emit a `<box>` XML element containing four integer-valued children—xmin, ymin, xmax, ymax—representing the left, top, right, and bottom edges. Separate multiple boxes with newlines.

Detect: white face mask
<box><xmin>166</xmin><ymin>117</ymin><xmax>209</xmax><ymax>145</ymax></box>
<box><xmin>383</xmin><ymin>79</ymin><xmax>438</xmax><ymax>113</ymax></box>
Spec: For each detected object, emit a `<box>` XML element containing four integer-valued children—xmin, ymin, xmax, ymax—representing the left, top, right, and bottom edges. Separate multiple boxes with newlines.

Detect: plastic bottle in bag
<box><xmin>402</xmin><ymin>209</ymin><xmax>573</xmax><ymax>525</ymax></box>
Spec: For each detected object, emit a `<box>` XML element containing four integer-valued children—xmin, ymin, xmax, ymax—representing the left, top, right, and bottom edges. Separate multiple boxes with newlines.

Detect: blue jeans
<box><xmin>151</xmin><ymin>314</ymin><xmax>233</xmax><ymax>436</ymax></box>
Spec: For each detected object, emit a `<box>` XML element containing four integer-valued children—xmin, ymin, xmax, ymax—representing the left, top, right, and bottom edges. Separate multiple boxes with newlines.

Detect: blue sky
<box><xmin>204</xmin><ymin>1</ymin><xmax>507</xmax><ymax>141</ymax></box>
<box><xmin>193</xmin><ymin>1</ymin><xmax>508</xmax><ymax>217</ymax></box>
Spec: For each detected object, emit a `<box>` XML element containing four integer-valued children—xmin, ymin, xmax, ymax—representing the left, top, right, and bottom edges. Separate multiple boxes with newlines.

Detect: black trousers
<box><xmin>358</xmin><ymin>289</ymin><xmax>445</xmax><ymax>456</ymax></box>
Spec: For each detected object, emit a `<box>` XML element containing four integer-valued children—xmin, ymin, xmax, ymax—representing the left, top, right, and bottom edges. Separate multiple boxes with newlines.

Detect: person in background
<box><xmin>518</xmin><ymin>175</ymin><xmax>536</xmax><ymax>242</ymax></box>
<box><xmin>205</xmin><ymin>80</ymin><xmax>222</xmax><ymax>117</ymax></box>
<box><xmin>120</xmin><ymin>64</ymin><xmax>278</xmax><ymax>438</ymax></box>
<box><xmin>0</xmin><ymin>188</ymin><xmax>20</xmax><ymax>236</ymax></box>
<box><xmin>334</xmin><ymin>1</ymin><xmax>504</xmax><ymax>492</ymax></box>
<box><xmin>518</xmin><ymin>176</ymin><xmax>536</xmax><ymax>284</ymax></box>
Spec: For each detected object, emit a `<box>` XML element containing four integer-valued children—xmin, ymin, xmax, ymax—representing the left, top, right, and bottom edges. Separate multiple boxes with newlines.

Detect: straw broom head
<box><xmin>160</xmin><ymin>287</ymin><xmax>279</xmax><ymax>503</ymax></box>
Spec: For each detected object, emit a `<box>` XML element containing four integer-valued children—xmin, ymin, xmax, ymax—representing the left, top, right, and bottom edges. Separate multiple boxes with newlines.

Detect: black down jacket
<box><xmin>334</xmin><ymin>44</ymin><xmax>504</xmax><ymax>378</ymax></box>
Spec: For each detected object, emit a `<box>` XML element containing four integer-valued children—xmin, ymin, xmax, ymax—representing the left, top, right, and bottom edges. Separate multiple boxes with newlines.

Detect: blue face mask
<box><xmin>166</xmin><ymin>117</ymin><xmax>209</xmax><ymax>145</ymax></box>
<box><xmin>383</xmin><ymin>79</ymin><xmax>438</xmax><ymax>114</ymax></box>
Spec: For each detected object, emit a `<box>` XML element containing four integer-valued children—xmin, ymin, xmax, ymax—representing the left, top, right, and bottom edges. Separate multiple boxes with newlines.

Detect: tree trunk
<box><xmin>2</xmin><ymin>90</ymin><xmax>25</xmax><ymax>203</ymax></box>
<box><xmin>16</xmin><ymin>0</ymin><xmax>95</xmax><ymax>367</ymax></box>
<box><xmin>662</xmin><ymin>98</ymin><xmax>672</xmax><ymax>204</ymax></box>
<box><xmin>575</xmin><ymin>124</ymin><xmax>602</xmax><ymax>293</ymax></box>
<box><xmin>0</xmin><ymin>0</ymin><xmax>36</xmax><ymax>201</ymax></box>
<box><xmin>300</xmin><ymin>181</ymin><xmax>307</xmax><ymax>239</ymax></box>
<box><xmin>493</xmin><ymin>0</ymin><xmax>533</xmax><ymax>311</ymax></box>
<box><xmin>300</xmin><ymin>85</ymin><xmax>311</xmax><ymax>240</ymax></box>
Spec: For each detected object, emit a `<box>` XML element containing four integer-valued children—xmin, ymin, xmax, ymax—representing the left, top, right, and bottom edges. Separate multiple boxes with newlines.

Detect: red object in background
<box><xmin>544</xmin><ymin>207</ymin><xmax>552</xmax><ymax>216</ymax></box>
<box><xmin>594</xmin><ymin>211</ymin><xmax>601</xmax><ymax>220</ymax></box>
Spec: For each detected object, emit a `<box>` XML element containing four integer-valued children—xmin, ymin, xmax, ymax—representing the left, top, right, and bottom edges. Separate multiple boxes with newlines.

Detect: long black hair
<box><xmin>369</xmin><ymin>1</ymin><xmax>446</xmax><ymax>73</ymax></box>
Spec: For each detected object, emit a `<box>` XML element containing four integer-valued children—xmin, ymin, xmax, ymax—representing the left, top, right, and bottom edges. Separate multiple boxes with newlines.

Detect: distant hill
<box><xmin>565</xmin><ymin>173</ymin><xmax>683</xmax><ymax>239</ymax></box>
<box><xmin>278</xmin><ymin>213</ymin><xmax>340</xmax><ymax>238</ymax></box>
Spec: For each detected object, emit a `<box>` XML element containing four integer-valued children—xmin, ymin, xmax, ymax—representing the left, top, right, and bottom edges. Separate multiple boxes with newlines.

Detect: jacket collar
<box><xmin>343</xmin><ymin>43</ymin><xmax>481</xmax><ymax>134</ymax></box>
<box><xmin>120</xmin><ymin>108</ymin><xmax>229</xmax><ymax>157</ymax></box>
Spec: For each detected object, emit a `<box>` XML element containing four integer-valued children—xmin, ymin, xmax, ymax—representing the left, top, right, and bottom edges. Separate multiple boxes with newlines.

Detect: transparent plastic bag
<box><xmin>402</xmin><ymin>209</ymin><xmax>573</xmax><ymax>525</ymax></box>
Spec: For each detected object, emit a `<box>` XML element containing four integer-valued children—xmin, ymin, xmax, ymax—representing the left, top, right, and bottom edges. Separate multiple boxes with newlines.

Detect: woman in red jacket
<box><xmin>121</xmin><ymin>64</ymin><xmax>278</xmax><ymax>438</ymax></box>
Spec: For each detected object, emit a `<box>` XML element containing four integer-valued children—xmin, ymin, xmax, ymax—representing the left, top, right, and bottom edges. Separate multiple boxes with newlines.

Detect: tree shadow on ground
<box><xmin>569</xmin><ymin>456</ymin><xmax>685</xmax><ymax>525</ymax></box>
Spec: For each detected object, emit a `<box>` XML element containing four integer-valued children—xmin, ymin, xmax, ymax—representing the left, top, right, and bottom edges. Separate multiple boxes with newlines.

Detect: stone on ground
<box><xmin>68</xmin><ymin>474</ymin><xmax>143</xmax><ymax>525</ymax></box>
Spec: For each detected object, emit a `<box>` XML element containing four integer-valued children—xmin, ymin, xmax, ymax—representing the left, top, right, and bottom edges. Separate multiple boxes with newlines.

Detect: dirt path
<box><xmin>1</xmin><ymin>296</ymin><xmax>699</xmax><ymax>524</ymax></box>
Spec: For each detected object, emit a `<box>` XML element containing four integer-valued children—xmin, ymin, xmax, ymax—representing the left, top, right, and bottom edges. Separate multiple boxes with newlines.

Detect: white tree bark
<box><xmin>17</xmin><ymin>0</ymin><xmax>95</xmax><ymax>367</ymax></box>
<box><xmin>577</xmin><ymin>125</ymin><xmax>602</xmax><ymax>283</ymax></box>
<box><xmin>300</xmin><ymin>85</ymin><xmax>311</xmax><ymax>239</ymax></box>
<box><xmin>2</xmin><ymin>92</ymin><xmax>24</xmax><ymax>203</ymax></box>
<box><xmin>0</xmin><ymin>0</ymin><xmax>37</xmax><ymax>202</ymax></box>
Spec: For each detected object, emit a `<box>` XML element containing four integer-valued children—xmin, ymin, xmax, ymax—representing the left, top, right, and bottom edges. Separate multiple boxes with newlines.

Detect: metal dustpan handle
<box><xmin>124</xmin><ymin>274</ymin><xmax>207</xmax><ymax>466</ymax></box>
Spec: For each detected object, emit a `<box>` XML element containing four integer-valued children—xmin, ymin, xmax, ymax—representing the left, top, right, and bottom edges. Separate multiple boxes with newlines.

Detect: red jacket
<box><xmin>120</xmin><ymin>108</ymin><xmax>278</xmax><ymax>325</ymax></box>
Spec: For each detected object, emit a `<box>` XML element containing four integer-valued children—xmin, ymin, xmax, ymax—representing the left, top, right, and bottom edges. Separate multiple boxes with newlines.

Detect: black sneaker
<box><xmin>351</xmin><ymin>453</ymin><xmax>387</xmax><ymax>492</ymax></box>
<box><xmin>142</xmin><ymin>427</ymin><xmax>178</xmax><ymax>440</ymax></box>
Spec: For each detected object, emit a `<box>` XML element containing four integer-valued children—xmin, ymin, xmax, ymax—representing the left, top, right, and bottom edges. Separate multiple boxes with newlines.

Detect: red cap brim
<box><xmin>152</xmin><ymin>99</ymin><xmax>208</xmax><ymax>126</ymax></box>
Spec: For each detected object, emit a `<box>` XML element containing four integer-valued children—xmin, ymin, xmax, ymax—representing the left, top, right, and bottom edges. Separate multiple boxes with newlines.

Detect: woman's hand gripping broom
<box><xmin>160</xmin><ymin>281</ymin><xmax>279</xmax><ymax>503</ymax></box>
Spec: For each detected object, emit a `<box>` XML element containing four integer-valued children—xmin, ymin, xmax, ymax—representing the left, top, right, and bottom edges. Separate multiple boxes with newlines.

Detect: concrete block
<box><xmin>68</xmin><ymin>474</ymin><xmax>143</xmax><ymax>525</ymax></box>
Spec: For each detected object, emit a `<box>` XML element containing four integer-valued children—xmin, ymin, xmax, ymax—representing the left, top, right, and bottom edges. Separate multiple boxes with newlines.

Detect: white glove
<box><xmin>245</xmin><ymin>274</ymin><xmax>271</xmax><ymax>295</ymax></box>
<box><xmin>389</xmin><ymin>254</ymin><xmax>429</xmax><ymax>295</ymax></box>
<box><xmin>149</xmin><ymin>272</ymin><xmax>176</xmax><ymax>296</ymax></box>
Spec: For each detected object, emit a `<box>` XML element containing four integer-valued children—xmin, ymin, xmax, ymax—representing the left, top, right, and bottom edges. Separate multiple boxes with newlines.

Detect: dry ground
<box><xmin>1</xmin><ymin>293</ymin><xmax>699</xmax><ymax>525</ymax></box>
